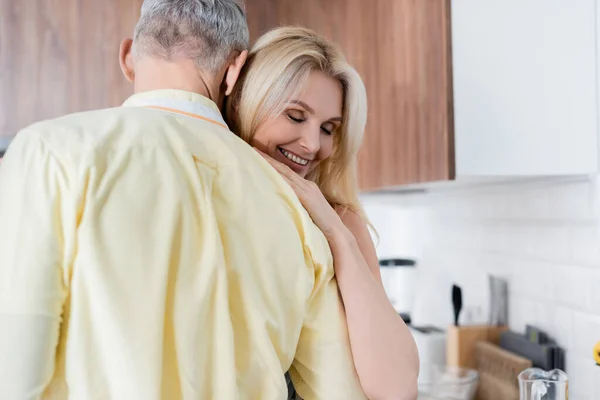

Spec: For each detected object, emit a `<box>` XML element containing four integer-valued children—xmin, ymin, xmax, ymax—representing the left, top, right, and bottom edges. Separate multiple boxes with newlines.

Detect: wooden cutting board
<box><xmin>474</xmin><ymin>341</ymin><xmax>532</xmax><ymax>400</ymax></box>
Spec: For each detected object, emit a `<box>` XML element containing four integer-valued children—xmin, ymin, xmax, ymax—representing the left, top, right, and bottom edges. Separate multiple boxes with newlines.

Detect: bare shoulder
<box><xmin>336</xmin><ymin>208</ymin><xmax>370</xmax><ymax>241</ymax></box>
<box><xmin>335</xmin><ymin>207</ymin><xmax>382</xmax><ymax>283</ymax></box>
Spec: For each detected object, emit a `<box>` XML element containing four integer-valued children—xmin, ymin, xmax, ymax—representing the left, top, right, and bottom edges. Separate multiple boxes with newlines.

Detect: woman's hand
<box><xmin>256</xmin><ymin>149</ymin><xmax>348</xmax><ymax>242</ymax></box>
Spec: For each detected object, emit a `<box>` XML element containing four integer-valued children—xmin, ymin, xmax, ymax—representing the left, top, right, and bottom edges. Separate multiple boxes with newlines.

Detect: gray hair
<box><xmin>133</xmin><ymin>0</ymin><xmax>249</xmax><ymax>72</ymax></box>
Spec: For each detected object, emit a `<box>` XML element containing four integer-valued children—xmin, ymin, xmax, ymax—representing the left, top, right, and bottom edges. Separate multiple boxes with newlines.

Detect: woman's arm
<box><xmin>331</xmin><ymin>209</ymin><xmax>419</xmax><ymax>400</ymax></box>
<box><xmin>256</xmin><ymin>150</ymin><xmax>419</xmax><ymax>400</ymax></box>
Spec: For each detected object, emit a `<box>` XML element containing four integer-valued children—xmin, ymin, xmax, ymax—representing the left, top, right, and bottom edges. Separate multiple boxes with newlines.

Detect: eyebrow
<box><xmin>290</xmin><ymin>100</ymin><xmax>343</xmax><ymax>122</ymax></box>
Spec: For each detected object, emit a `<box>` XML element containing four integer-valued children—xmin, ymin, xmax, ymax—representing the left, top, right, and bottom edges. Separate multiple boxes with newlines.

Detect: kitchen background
<box><xmin>362</xmin><ymin>175</ymin><xmax>600</xmax><ymax>399</ymax></box>
<box><xmin>1</xmin><ymin>0</ymin><xmax>599</xmax><ymax>399</ymax></box>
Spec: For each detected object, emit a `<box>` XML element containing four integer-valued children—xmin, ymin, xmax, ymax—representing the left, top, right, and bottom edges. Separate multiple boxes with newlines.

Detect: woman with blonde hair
<box><xmin>226</xmin><ymin>27</ymin><xmax>419</xmax><ymax>399</ymax></box>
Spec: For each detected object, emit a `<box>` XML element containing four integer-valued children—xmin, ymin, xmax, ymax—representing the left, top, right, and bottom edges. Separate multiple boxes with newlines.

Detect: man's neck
<box><xmin>133</xmin><ymin>57</ymin><xmax>218</xmax><ymax>104</ymax></box>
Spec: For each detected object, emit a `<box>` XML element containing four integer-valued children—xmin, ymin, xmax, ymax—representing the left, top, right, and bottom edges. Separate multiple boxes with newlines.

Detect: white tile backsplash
<box><xmin>361</xmin><ymin>176</ymin><xmax>600</xmax><ymax>399</ymax></box>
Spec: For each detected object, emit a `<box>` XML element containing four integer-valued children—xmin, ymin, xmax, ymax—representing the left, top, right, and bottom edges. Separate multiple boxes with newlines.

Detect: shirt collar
<box><xmin>122</xmin><ymin>89</ymin><xmax>227</xmax><ymax>128</ymax></box>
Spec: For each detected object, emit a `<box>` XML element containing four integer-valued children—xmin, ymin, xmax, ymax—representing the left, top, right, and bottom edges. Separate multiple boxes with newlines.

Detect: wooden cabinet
<box><xmin>2</xmin><ymin>0</ymin><xmax>455</xmax><ymax>190</ymax></box>
<box><xmin>245</xmin><ymin>0</ymin><xmax>455</xmax><ymax>190</ymax></box>
<box><xmin>0</xmin><ymin>0</ymin><xmax>142</xmax><ymax>141</ymax></box>
<box><xmin>451</xmin><ymin>0</ymin><xmax>599</xmax><ymax>176</ymax></box>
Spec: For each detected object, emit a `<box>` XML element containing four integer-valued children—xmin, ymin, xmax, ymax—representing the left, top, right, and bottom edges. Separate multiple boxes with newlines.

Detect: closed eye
<box><xmin>286</xmin><ymin>109</ymin><xmax>306</xmax><ymax>124</ymax></box>
<box><xmin>288</xmin><ymin>115</ymin><xmax>305</xmax><ymax>123</ymax></box>
<box><xmin>321</xmin><ymin>122</ymin><xmax>336</xmax><ymax>135</ymax></box>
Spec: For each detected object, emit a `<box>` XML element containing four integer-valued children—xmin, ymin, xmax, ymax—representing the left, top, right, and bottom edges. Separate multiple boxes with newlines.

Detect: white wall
<box><xmin>361</xmin><ymin>176</ymin><xmax>600</xmax><ymax>400</ymax></box>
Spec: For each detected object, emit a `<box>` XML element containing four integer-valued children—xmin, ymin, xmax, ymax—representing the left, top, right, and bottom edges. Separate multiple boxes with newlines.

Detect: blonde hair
<box><xmin>226</xmin><ymin>26</ymin><xmax>369</xmax><ymax>220</ymax></box>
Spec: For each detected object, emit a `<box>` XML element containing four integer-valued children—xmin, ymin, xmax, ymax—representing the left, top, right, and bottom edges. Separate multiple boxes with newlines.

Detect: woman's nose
<box><xmin>299</xmin><ymin>126</ymin><xmax>321</xmax><ymax>155</ymax></box>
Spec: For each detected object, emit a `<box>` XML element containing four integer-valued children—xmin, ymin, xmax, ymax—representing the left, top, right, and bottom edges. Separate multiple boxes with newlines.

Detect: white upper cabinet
<box><xmin>451</xmin><ymin>0</ymin><xmax>599</xmax><ymax>176</ymax></box>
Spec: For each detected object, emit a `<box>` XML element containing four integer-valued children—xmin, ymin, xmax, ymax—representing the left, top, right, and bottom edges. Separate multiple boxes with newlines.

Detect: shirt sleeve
<box><xmin>289</xmin><ymin>255</ymin><xmax>368</xmax><ymax>400</ymax></box>
<box><xmin>0</xmin><ymin>131</ymin><xmax>73</xmax><ymax>399</ymax></box>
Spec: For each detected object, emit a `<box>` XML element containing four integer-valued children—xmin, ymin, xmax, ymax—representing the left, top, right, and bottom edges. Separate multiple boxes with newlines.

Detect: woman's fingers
<box><xmin>254</xmin><ymin>147</ymin><xmax>299</xmax><ymax>181</ymax></box>
<box><xmin>268</xmin><ymin>158</ymin><xmax>295</xmax><ymax>180</ymax></box>
<box><xmin>252</xmin><ymin>147</ymin><xmax>315</xmax><ymax>200</ymax></box>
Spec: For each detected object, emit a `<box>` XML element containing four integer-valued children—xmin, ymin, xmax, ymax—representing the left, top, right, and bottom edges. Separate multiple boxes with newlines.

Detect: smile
<box><xmin>278</xmin><ymin>147</ymin><xmax>309</xmax><ymax>166</ymax></box>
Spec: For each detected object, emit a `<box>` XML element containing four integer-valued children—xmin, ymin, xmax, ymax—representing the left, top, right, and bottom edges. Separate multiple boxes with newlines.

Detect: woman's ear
<box><xmin>119</xmin><ymin>38</ymin><xmax>135</xmax><ymax>83</ymax></box>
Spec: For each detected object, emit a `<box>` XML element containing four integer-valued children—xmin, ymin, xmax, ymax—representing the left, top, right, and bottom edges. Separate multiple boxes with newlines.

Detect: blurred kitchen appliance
<box><xmin>379</xmin><ymin>258</ymin><xmax>417</xmax><ymax>315</ymax></box>
<box><xmin>411</xmin><ymin>325</ymin><xmax>447</xmax><ymax>367</ymax></box>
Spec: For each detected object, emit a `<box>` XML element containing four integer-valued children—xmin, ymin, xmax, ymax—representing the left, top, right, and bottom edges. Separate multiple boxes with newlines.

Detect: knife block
<box><xmin>446</xmin><ymin>325</ymin><xmax>508</xmax><ymax>369</ymax></box>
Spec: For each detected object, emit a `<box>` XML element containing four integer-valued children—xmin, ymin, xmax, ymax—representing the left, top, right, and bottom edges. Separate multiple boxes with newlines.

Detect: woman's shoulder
<box><xmin>334</xmin><ymin>205</ymin><xmax>381</xmax><ymax>278</ymax></box>
<box><xmin>334</xmin><ymin>205</ymin><xmax>365</xmax><ymax>231</ymax></box>
<box><xmin>334</xmin><ymin>206</ymin><xmax>373</xmax><ymax>248</ymax></box>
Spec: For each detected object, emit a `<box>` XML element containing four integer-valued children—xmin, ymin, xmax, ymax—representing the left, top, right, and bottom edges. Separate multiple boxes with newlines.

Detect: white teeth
<box><xmin>280</xmin><ymin>148</ymin><xmax>309</xmax><ymax>166</ymax></box>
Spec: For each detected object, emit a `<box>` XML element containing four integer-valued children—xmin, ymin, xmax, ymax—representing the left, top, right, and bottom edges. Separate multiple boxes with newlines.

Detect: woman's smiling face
<box><xmin>251</xmin><ymin>70</ymin><xmax>343</xmax><ymax>178</ymax></box>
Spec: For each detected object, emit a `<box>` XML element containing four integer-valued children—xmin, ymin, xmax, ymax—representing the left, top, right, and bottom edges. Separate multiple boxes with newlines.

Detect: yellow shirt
<box><xmin>0</xmin><ymin>90</ymin><xmax>366</xmax><ymax>400</ymax></box>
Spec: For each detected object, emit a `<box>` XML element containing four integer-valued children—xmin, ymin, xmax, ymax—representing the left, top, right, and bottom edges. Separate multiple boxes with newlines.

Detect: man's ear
<box><xmin>119</xmin><ymin>38</ymin><xmax>135</xmax><ymax>83</ymax></box>
<box><xmin>223</xmin><ymin>50</ymin><xmax>248</xmax><ymax>96</ymax></box>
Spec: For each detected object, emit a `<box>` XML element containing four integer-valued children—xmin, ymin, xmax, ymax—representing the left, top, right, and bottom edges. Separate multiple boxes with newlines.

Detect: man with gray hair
<box><xmin>0</xmin><ymin>1</ymin><xmax>366</xmax><ymax>399</ymax></box>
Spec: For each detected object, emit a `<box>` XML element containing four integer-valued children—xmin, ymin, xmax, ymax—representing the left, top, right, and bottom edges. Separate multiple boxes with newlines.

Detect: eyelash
<box><xmin>288</xmin><ymin>115</ymin><xmax>304</xmax><ymax>123</ymax></box>
<box><xmin>287</xmin><ymin>114</ymin><xmax>333</xmax><ymax>135</ymax></box>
